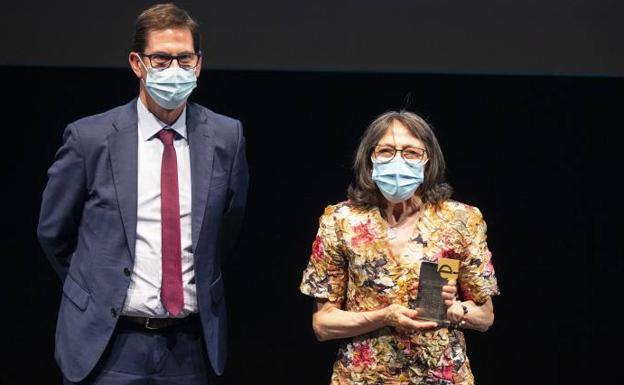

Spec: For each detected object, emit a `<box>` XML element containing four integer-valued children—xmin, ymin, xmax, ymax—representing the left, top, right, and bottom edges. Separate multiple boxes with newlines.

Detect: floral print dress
<box><xmin>300</xmin><ymin>200</ymin><xmax>499</xmax><ymax>385</ymax></box>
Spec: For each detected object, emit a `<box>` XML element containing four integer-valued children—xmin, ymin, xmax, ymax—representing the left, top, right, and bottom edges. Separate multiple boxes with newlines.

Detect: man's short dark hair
<box><xmin>132</xmin><ymin>3</ymin><xmax>201</xmax><ymax>54</ymax></box>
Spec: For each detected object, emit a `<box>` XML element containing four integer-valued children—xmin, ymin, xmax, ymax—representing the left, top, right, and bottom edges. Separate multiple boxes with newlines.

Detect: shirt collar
<box><xmin>137</xmin><ymin>98</ymin><xmax>187</xmax><ymax>141</ymax></box>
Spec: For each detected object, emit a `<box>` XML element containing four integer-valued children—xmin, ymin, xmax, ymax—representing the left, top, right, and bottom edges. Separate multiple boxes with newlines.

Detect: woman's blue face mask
<box><xmin>371</xmin><ymin>157</ymin><xmax>426</xmax><ymax>203</ymax></box>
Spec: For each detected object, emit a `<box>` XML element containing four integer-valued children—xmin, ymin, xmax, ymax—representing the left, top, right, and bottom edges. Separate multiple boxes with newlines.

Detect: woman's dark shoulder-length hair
<box><xmin>347</xmin><ymin>110</ymin><xmax>452</xmax><ymax>209</ymax></box>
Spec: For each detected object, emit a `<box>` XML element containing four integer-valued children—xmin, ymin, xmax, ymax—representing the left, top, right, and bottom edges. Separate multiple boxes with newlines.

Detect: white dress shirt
<box><xmin>121</xmin><ymin>99</ymin><xmax>197</xmax><ymax>318</ymax></box>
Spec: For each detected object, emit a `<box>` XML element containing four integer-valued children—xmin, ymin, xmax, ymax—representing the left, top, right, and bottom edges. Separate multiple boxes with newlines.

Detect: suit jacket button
<box><xmin>111</xmin><ymin>308</ymin><xmax>118</xmax><ymax>317</ymax></box>
<box><xmin>123</xmin><ymin>268</ymin><xmax>131</xmax><ymax>277</ymax></box>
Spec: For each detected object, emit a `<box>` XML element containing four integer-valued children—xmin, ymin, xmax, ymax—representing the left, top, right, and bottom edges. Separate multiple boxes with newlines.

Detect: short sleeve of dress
<box><xmin>458</xmin><ymin>207</ymin><xmax>500</xmax><ymax>305</ymax></box>
<box><xmin>299</xmin><ymin>205</ymin><xmax>348</xmax><ymax>305</ymax></box>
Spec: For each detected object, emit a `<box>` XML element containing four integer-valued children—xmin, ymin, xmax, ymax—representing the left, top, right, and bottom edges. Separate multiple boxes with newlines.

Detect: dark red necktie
<box><xmin>158</xmin><ymin>129</ymin><xmax>184</xmax><ymax>316</ymax></box>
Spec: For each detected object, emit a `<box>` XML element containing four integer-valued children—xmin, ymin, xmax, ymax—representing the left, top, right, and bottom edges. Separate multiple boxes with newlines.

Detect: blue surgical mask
<box><xmin>137</xmin><ymin>55</ymin><xmax>197</xmax><ymax>110</ymax></box>
<box><xmin>372</xmin><ymin>157</ymin><xmax>426</xmax><ymax>203</ymax></box>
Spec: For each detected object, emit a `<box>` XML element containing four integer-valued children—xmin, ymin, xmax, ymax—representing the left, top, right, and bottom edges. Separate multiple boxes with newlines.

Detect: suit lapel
<box><xmin>187</xmin><ymin>103</ymin><xmax>215</xmax><ymax>251</ymax></box>
<box><xmin>107</xmin><ymin>100</ymin><xmax>214</xmax><ymax>260</ymax></box>
<box><xmin>109</xmin><ymin>100</ymin><xmax>139</xmax><ymax>261</ymax></box>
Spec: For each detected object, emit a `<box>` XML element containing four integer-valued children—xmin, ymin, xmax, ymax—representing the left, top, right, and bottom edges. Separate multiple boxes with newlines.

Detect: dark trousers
<box><xmin>64</xmin><ymin>317</ymin><xmax>216</xmax><ymax>385</ymax></box>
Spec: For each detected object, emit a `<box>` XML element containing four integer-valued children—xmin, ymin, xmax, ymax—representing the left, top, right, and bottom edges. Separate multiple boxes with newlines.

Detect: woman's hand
<box><xmin>383</xmin><ymin>304</ymin><xmax>437</xmax><ymax>333</ymax></box>
<box><xmin>442</xmin><ymin>280</ymin><xmax>464</xmax><ymax>324</ymax></box>
<box><xmin>312</xmin><ymin>299</ymin><xmax>436</xmax><ymax>341</ymax></box>
<box><xmin>441</xmin><ymin>281</ymin><xmax>497</xmax><ymax>331</ymax></box>
<box><xmin>446</xmin><ymin>301</ymin><xmax>465</xmax><ymax>325</ymax></box>
<box><xmin>442</xmin><ymin>280</ymin><xmax>458</xmax><ymax>306</ymax></box>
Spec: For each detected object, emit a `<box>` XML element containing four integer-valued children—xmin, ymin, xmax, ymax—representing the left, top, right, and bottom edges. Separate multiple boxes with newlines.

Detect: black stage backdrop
<box><xmin>1</xmin><ymin>67</ymin><xmax>621</xmax><ymax>385</ymax></box>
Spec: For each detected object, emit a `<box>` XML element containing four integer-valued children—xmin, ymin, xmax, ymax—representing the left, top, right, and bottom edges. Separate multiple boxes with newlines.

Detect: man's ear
<box><xmin>129</xmin><ymin>53</ymin><xmax>143</xmax><ymax>79</ymax></box>
<box><xmin>194</xmin><ymin>55</ymin><xmax>203</xmax><ymax>78</ymax></box>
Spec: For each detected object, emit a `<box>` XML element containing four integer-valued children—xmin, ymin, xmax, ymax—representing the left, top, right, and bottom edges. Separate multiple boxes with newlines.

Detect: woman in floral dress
<box><xmin>300</xmin><ymin>111</ymin><xmax>499</xmax><ymax>385</ymax></box>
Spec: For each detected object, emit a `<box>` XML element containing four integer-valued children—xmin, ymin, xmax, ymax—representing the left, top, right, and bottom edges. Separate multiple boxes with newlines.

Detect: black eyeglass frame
<box><xmin>140</xmin><ymin>52</ymin><xmax>202</xmax><ymax>70</ymax></box>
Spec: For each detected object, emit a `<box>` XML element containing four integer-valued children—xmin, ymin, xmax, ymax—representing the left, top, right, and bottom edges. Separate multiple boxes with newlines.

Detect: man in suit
<box><xmin>37</xmin><ymin>4</ymin><xmax>248</xmax><ymax>384</ymax></box>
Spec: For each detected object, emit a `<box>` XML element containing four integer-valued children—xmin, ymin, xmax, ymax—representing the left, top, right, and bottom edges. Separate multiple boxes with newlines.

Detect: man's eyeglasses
<box><xmin>372</xmin><ymin>145</ymin><xmax>427</xmax><ymax>163</ymax></box>
<box><xmin>141</xmin><ymin>52</ymin><xmax>201</xmax><ymax>70</ymax></box>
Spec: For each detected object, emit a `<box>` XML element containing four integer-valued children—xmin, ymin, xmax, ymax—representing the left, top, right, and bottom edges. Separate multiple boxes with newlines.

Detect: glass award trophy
<box><xmin>412</xmin><ymin>258</ymin><xmax>460</xmax><ymax>326</ymax></box>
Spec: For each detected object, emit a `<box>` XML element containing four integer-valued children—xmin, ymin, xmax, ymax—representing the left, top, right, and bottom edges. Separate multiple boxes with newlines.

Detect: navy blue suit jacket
<box><xmin>37</xmin><ymin>99</ymin><xmax>249</xmax><ymax>382</ymax></box>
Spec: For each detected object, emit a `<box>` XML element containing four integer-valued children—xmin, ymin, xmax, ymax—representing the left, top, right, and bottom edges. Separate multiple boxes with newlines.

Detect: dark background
<box><xmin>3</xmin><ymin>0</ymin><xmax>624</xmax><ymax>76</ymax></box>
<box><xmin>1</xmin><ymin>1</ymin><xmax>622</xmax><ymax>385</ymax></box>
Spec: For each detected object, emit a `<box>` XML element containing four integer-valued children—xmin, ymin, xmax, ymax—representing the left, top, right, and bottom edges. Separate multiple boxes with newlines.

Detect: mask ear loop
<box><xmin>133</xmin><ymin>53</ymin><xmax>151</xmax><ymax>87</ymax></box>
<box><xmin>133</xmin><ymin>53</ymin><xmax>149</xmax><ymax>71</ymax></box>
